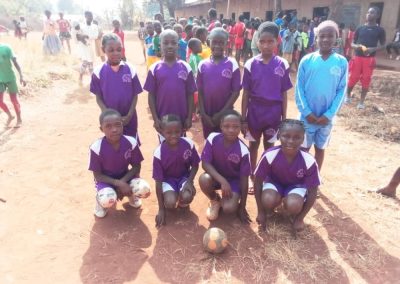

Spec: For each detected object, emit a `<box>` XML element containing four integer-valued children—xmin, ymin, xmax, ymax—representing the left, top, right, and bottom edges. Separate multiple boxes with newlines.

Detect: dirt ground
<box><xmin>0</xmin><ymin>32</ymin><xmax>399</xmax><ymax>284</ymax></box>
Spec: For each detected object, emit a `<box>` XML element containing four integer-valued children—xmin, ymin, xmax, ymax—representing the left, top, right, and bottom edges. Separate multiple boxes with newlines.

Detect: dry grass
<box><xmin>338</xmin><ymin>70</ymin><xmax>400</xmax><ymax>143</ymax></box>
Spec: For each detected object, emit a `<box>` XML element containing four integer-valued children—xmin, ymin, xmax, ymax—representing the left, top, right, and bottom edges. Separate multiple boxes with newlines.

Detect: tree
<box><xmin>120</xmin><ymin>0</ymin><xmax>134</xmax><ymax>29</ymax></box>
<box><xmin>0</xmin><ymin>0</ymin><xmax>51</xmax><ymax>17</ymax></box>
<box><xmin>274</xmin><ymin>0</ymin><xmax>282</xmax><ymax>16</ymax></box>
<box><xmin>211</xmin><ymin>0</ymin><xmax>217</xmax><ymax>9</ymax></box>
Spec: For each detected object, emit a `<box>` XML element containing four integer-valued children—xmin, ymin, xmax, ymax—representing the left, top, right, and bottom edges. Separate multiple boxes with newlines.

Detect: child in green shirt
<box><xmin>188</xmin><ymin>38</ymin><xmax>202</xmax><ymax>121</ymax></box>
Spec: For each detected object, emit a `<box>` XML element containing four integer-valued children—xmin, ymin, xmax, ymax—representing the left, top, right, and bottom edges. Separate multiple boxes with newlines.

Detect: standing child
<box><xmin>242</xmin><ymin>22</ymin><xmax>292</xmax><ymax>192</ymax></box>
<box><xmin>138</xmin><ymin>21</ymin><xmax>147</xmax><ymax>62</ymax></box>
<box><xmin>145</xmin><ymin>22</ymin><xmax>158</xmax><ymax>69</ymax></box>
<box><xmin>254</xmin><ymin>119</ymin><xmax>321</xmax><ymax>231</ymax></box>
<box><xmin>295</xmin><ymin>20</ymin><xmax>348</xmax><ymax>171</ymax></box>
<box><xmin>112</xmin><ymin>20</ymin><xmax>126</xmax><ymax>61</ymax></box>
<box><xmin>154</xmin><ymin>114</ymin><xmax>200</xmax><ymax>227</ymax></box>
<box><xmin>153</xmin><ymin>21</ymin><xmax>163</xmax><ymax>59</ymax></box>
<box><xmin>0</xmin><ymin>43</ymin><xmax>26</xmax><ymax>127</ymax></box>
<box><xmin>227</xmin><ymin>20</ymin><xmax>236</xmax><ymax>56</ymax></box>
<box><xmin>144</xmin><ymin>30</ymin><xmax>197</xmax><ymax>139</ymax></box>
<box><xmin>188</xmin><ymin>38</ymin><xmax>202</xmax><ymax>122</ymax></box>
<box><xmin>196</xmin><ymin>27</ymin><xmax>211</xmax><ymax>59</ymax></box>
<box><xmin>199</xmin><ymin>110</ymin><xmax>251</xmax><ymax>222</ymax></box>
<box><xmin>173</xmin><ymin>23</ymin><xmax>188</xmax><ymax>61</ymax></box>
<box><xmin>281</xmin><ymin>23</ymin><xmax>299</xmax><ymax>71</ymax></box>
<box><xmin>90</xmin><ymin>34</ymin><xmax>143</xmax><ymax>140</ymax></box>
<box><xmin>88</xmin><ymin>109</ymin><xmax>149</xmax><ymax>218</ymax></box>
<box><xmin>19</xmin><ymin>16</ymin><xmax>28</xmax><ymax>39</ymax></box>
<box><xmin>234</xmin><ymin>15</ymin><xmax>246</xmax><ymax>63</ymax></box>
<box><xmin>243</xmin><ymin>21</ymin><xmax>254</xmax><ymax>63</ymax></box>
<box><xmin>197</xmin><ymin>28</ymin><xmax>241</xmax><ymax>138</ymax></box>
<box><xmin>57</xmin><ymin>12</ymin><xmax>71</xmax><ymax>54</ymax></box>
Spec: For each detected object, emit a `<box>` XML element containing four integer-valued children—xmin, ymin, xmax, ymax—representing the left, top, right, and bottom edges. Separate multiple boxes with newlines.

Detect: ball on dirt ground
<box><xmin>203</xmin><ymin>227</ymin><xmax>228</xmax><ymax>253</ymax></box>
<box><xmin>97</xmin><ymin>187</ymin><xmax>117</xmax><ymax>208</ymax></box>
<box><xmin>130</xmin><ymin>178</ymin><xmax>151</xmax><ymax>198</ymax></box>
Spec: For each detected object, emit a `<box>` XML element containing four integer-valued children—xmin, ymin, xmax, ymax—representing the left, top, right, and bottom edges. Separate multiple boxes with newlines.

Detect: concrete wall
<box><xmin>175</xmin><ymin>0</ymin><xmax>399</xmax><ymax>38</ymax></box>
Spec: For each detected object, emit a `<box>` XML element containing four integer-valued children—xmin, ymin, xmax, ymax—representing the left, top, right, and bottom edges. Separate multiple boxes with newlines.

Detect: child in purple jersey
<box><xmin>90</xmin><ymin>34</ymin><xmax>143</xmax><ymax>141</ymax></box>
<box><xmin>242</xmin><ymin>22</ymin><xmax>292</xmax><ymax>193</ymax></box>
<box><xmin>254</xmin><ymin>120</ymin><xmax>320</xmax><ymax>232</ymax></box>
<box><xmin>197</xmin><ymin>28</ymin><xmax>241</xmax><ymax>139</ymax></box>
<box><xmin>199</xmin><ymin>110</ymin><xmax>252</xmax><ymax>223</ymax></box>
<box><xmin>153</xmin><ymin>114</ymin><xmax>200</xmax><ymax>227</ymax></box>
<box><xmin>88</xmin><ymin>109</ymin><xmax>149</xmax><ymax>218</ymax></box>
<box><xmin>144</xmin><ymin>29</ymin><xmax>197</xmax><ymax>140</ymax></box>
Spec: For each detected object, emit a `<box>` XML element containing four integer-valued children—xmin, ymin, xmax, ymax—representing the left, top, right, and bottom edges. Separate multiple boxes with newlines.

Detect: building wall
<box><xmin>175</xmin><ymin>0</ymin><xmax>399</xmax><ymax>38</ymax></box>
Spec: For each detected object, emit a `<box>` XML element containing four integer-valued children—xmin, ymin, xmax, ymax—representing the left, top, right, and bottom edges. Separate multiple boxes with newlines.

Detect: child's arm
<box><xmin>295</xmin><ymin>59</ymin><xmax>317</xmax><ymax>123</ymax></box>
<box><xmin>155</xmin><ymin>181</ymin><xmax>166</xmax><ymax>227</ymax></box>
<box><xmin>120</xmin><ymin>164</ymin><xmax>141</xmax><ymax>184</ymax></box>
<box><xmin>241</xmin><ymin>89</ymin><xmax>250</xmax><ymax>135</ymax></box>
<box><xmin>292</xmin><ymin>186</ymin><xmax>317</xmax><ymax>231</ymax></box>
<box><xmin>202</xmin><ymin>161</ymin><xmax>232</xmax><ymax>198</ymax></box>
<box><xmin>281</xmin><ymin>91</ymin><xmax>288</xmax><ymax>120</ymax></box>
<box><xmin>95</xmin><ymin>96</ymin><xmax>107</xmax><ymax>112</ymax></box>
<box><xmin>122</xmin><ymin>95</ymin><xmax>138</xmax><ymax>126</ymax></box>
<box><xmin>185</xmin><ymin>90</ymin><xmax>194</xmax><ymax>131</ymax></box>
<box><xmin>238</xmin><ymin>175</ymin><xmax>251</xmax><ymax>224</ymax></box>
<box><xmin>148</xmin><ymin>92</ymin><xmax>161</xmax><ymax>132</ymax></box>
<box><xmin>198</xmin><ymin>89</ymin><xmax>214</xmax><ymax>127</ymax></box>
<box><xmin>93</xmin><ymin>171</ymin><xmax>132</xmax><ymax>197</ymax></box>
<box><xmin>318</xmin><ymin>61</ymin><xmax>348</xmax><ymax>125</ymax></box>
<box><xmin>11</xmin><ymin>57</ymin><xmax>26</xmax><ymax>86</ymax></box>
<box><xmin>254</xmin><ymin>176</ymin><xmax>266</xmax><ymax>230</ymax></box>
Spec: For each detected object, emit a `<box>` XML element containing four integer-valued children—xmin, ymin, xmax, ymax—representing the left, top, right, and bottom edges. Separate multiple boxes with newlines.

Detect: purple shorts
<box><xmin>246</xmin><ymin>100</ymin><xmax>282</xmax><ymax>142</ymax></box>
<box><xmin>262</xmin><ymin>182</ymin><xmax>307</xmax><ymax>198</ymax></box>
<box><xmin>212</xmin><ymin>179</ymin><xmax>240</xmax><ymax>194</ymax></box>
<box><xmin>162</xmin><ymin>177</ymin><xmax>188</xmax><ymax>193</ymax></box>
<box><xmin>94</xmin><ymin>176</ymin><xmax>138</xmax><ymax>191</ymax></box>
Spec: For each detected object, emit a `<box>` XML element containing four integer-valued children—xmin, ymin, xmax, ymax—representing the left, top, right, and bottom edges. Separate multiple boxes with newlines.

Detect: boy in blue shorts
<box><xmin>295</xmin><ymin>20</ymin><xmax>348</xmax><ymax>170</ymax></box>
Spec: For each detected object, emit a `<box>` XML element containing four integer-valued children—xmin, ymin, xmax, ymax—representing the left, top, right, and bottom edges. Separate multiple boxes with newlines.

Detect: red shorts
<box><xmin>348</xmin><ymin>56</ymin><xmax>376</xmax><ymax>89</ymax></box>
<box><xmin>235</xmin><ymin>38</ymin><xmax>244</xmax><ymax>50</ymax></box>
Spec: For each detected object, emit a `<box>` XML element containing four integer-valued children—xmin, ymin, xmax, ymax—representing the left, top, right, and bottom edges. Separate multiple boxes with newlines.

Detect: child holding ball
<box><xmin>254</xmin><ymin>119</ymin><xmax>321</xmax><ymax>232</ymax></box>
<box><xmin>199</xmin><ymin>110</ymin><xmax>251</xmax><ymax>223</ymax></box>
<box><xmin>197</xmin><ymin>28</ymin><xmax>241</xmax><ymax>139</ymax></box>
<box><xmin>90</xmin><ymin>34</ymin><xmax>143</xmax><ymax>141</ymax></box>
<box><xmin>153</xmin><ymin>114</ymin><xmax>200</xmax><ymax>227</ymax></box>
<box><xmin>88</xmin><ymin>109</ymin><xmax>149</xmax><ymax>218</ymax></box>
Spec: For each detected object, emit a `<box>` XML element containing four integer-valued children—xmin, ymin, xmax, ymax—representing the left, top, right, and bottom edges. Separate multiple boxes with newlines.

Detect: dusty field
<box><xmin>0</xmin><ymin>32</ymin><xmax>399</xmax><ymax>284</ymax></box>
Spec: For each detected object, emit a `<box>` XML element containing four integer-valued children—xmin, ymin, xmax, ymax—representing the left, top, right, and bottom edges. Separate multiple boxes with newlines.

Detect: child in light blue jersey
<box><xmin>295</xmin><ymin>20</ymin><xmax>348</xmax><ymax>171</ymax></box>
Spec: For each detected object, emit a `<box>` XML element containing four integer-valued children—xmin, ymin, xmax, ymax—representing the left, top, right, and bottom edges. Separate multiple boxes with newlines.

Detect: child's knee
<box><xmin>199</xmin><ymin>173</ymin><xmax>213</xmax><ymax>189</ymax></box>
<box><xmin>180</xmin><ymin>189</ymin><xmax>194</xmax><ymax>204</ymax></box>
<box><xmin>164</xmin><ymin>191</ymin><xmax>178</xmax><ymax>209</ymax></box>
<box><xmin>284</xmin><ymin>194</ymin><xmax>304</xmax><ymax>215</ymax></box>
<box><xmin>221</xmin><ymin>194</ymin><xmax>239</xmax><ymax>214</ymax></box>
<box><xmin>261</xmin><ymin>190</ymin><xmax>280</xmax><ymax>209</ymax></box>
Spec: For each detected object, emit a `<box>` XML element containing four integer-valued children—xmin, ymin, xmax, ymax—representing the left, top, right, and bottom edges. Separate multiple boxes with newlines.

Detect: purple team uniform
<box><xmin>90</xmin><ymin>62</ymin><xmax>143</xmax><ymax>139</ymax></box>
<box><xmin>153</xmin><ymin>137</ymin><xmax>200</xmax><ymax>192</ymax></box>
<box><xmin>254</xmin><ymin>146</ymin><xmax>321</xmax><ymax>197</ymax></box>
<box><xmin>242</xmin><ymin>55</ymin><xmax>292</xmax><ymax>141</ymax></box>
<box><xmin>197</xmin><ymin>57</ymin><xmax>242</xmax><ymax>138</ymax></box>
<box><xmin>144</xmin><ymin>60</ymin><xmax>197</xmax><ymax>125</ymax></box>
<box><xmin>201</xmin><ymin>133</ymin><xmax>251</xmax><ymax>194</ymax></box>
<box><xmin>88</xmin><ymin>135</ymin><xmax>144</xmax><ymax>191</ymax></box>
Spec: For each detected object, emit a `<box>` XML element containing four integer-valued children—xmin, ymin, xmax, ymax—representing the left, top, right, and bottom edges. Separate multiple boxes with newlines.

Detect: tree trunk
<box><xmin>329</xmin><ymin>0</ymin><xmax>343</xmax><ymax>22</ymax></box>
<box><xmin>274</xmin><ymin>0</ymin><xmax>282</xmax><ymax>15</ymax></box>
<box><xmin>211</xmin><ymin>0</ymin><xmax>216</xmax><ymax>9</ymax></box>
<box><xmin>158</xmin><ymin>0</ymin><xmax>164</xmax><ymax>18</ymax></box>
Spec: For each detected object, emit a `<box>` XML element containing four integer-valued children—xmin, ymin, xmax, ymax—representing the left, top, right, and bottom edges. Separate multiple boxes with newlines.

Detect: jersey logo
<box><xmin>274</xmin><ymin>66</ymin><xmax>285</xmax><ymax>77</ymax></box>
<box><xmin>221</xmin><ymin>68</ymin><xmax>232</xmax><ymax>79</ymax></box>
<box><xmin>122</xmin><ymin>74</ymin><xmax>132</xmax><ymax>83</ymax></box>
<box><xmin>124</xmin><ymin>149</ymin><xmax>132</xmax><ymax>160</ymax></box>
<box><xmin>227</xmin><ymin>153</ymin><xmax>240</xmax><ymax>164</ymax></box>
<box><xmin>296</xmin><ymin>169</ymin><xmax>305</xmax><ymax>178</ymax></box>
<box><xmin>183</xmin><ymin>149</ymin><xmax>192</xmax><ymax>160</ymax></box>
<box><xmin>330</xmin><ymin>66</ymin><xmax>341</xmax><ymax>76</ymax></box>
<box><xmin>178</xmin><ymin>70</ymin><xmax>188</xmax><ymax>80</ymax></box>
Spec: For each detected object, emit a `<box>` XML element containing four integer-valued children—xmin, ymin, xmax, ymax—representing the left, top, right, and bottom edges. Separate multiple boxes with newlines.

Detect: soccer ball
<box><xmin>130</xmin><ymin>178</ymin><xmax>151</xmax><ymax>198</ymax></box>
<box><xmin>97</xmin><ymin>187</ymin><xmax>117</xmax><ymax>208</ymax></box>
<box><xmin>203</xmin><ymin>227</ymin><xmax>228</xmax><ymax>254</ymax></box>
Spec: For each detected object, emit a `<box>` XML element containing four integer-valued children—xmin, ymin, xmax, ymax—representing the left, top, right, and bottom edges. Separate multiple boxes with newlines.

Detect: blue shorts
<box><xmin>262</xmin><ymin>182</ymin><xmax>307</xmax><ymax>198</ymax></box>
<box><xmin>301</xmin><ymin>120</ymin><xmax>333</xmax><ymax>150</ymax></box>
<box><xmin>162</xmin><ymin>177</ymin><xmax>188</xmax><ymax>193</ymax></box>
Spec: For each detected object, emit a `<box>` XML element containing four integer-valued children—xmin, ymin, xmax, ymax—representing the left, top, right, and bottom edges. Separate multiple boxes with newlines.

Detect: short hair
<box><xmin>220</xmin><ymin>109</ymin><xmax>242</xmax><ymax>123</ymax></box>
<box><xmin>278</xmin><ymin>119</ymin><xmax>305</xmax><ymax>134</ymax></box>
<box><xmin>160</xmin><ymin>29</ymin><xmax>179</xmax><ymax>41</ymax></box>
<box><xmin>369</xmin><ymin>6</ymin><xmax>380</xmax><ymax>15</ymax></box>
<box><xmin>101</xmin><ymin>33</ymin><xmax>121</xmax><ymax>48</ymax></box>
<box><xmin>239</xmin><ymin>15</ymin><xmax>244</xmax><ymax>21</ymax></box>
<box><xmin>188</xmin><ymin>38</ymin><xmax>201</xmax><ymax>49</ymax></box>
<box><xmin>317</xmin><ymin>20</ymin><xmax>339</xmax><ymax>37</ymax></box>
<box><xmin>195</xmin><ymin>27</ymin><xmax>207</xmax><ymax>38</ymax></box>
<box><xmin>208</xmin><ymin>8</ymin><xmax>217</xmax><ymax>18</ymax></box>
<box><xmin>139</xmin><ymin>21</ymin><xmax>144</xmax><ymax>26</ymax></box>
<box><xmin>209</xmin><ymin>27</ymin><xmax>229</xmax><ymax>41</ymax></box>
<box><xmin>258</xmin><ymin>21</ymin><xmax>279</xmax><ymax>38</ymax></box>
<box><xmin>84</xmin><ymin>11</ymin><xmax>92</xmax><ymax>17</ymax></box>
<box><xmin>160</xmin><ymin>114</ymin><xmax>182</xmax><ymax>128</ymax></box>
<box><xmin>184</xmin><ymin>23</ymin><xmax>193</xmax><ymax>32</ymax></box>
<box><xmin>173</xmin><ymin>23</ymin><xmax>183</xmax><ymax>31</ymax></box>
<box><xmin>99</xmin><ymin>109</ymin><xmax>121</xmax><ymax>124</ymax></box>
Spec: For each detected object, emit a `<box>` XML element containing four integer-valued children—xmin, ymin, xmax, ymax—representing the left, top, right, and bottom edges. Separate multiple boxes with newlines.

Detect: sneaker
<box><xmin>344</xmin><ymin>97</ymin><xmax>352</xmax><ymax>104</ymax></box>
<box><xmin>94</xmin><ymin>200</ymin><xmax>108</xmax><ymax>218</ymax></box>
<box><xmin>129</xmin><ymin>195</ymin><xmax>142</xmax><ymax>208</ymax></box>
<box><xmin>206</xmin><ymin>196</ymin><xmax>221</xmax><ymax>221</ymax></box>
<box><xmin>357</xmin><ymin>103</ymin><xmax>365</xmax><ymax>110</ymax></box>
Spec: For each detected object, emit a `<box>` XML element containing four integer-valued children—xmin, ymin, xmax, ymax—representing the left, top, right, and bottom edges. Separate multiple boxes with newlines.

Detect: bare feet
<box><xmin>14</xmin><ymin>119</ymin><xmax>22</xmax><ymax>128</ymax></box>
<box><xmin>292</xmin><ymin>217</ymin><xmax>305</xmax><ymax>231</ymax></box>
<box><xmin>5</xmin><ymin>115</ymin><xmax>15</xmax><ymax>127</ymax></box>
<box><xmin>376</xmin><ymin>186</ymin><xmax>396</xmax><ymax>198</ymax></box>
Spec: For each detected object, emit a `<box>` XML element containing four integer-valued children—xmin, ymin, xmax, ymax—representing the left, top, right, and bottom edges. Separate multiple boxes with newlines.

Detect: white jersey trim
<box><xmin>90</xmin><ymin>138</ymin><xmax>103</xmax><ymax>155</ymax></box>
<box><xmin>227</xmin><ymin>57</ymin><xmax>240</xmax><ymax>72</ymax></box>
<box><xmin>206</xmin><ymin>132</ymin><xmax>220</xmax><ymax>144</ymax></box>
<box><xmin>153</xmin><ymin>144</ymin><xmax>162</xmax><ymax>159</ymax></box>
<box><xmin>244</xmin><ymin>57</ymin><xmax>255</xmax><ymax>72</ymax></box>
<box><xmin>265</xmin><ymin>148</ymin><xmax>280</xmax><ymax>164</ymax></box>
<box><xmin>181</xmin><ymin>137</ymin><xmax>195</xmax><ymax>149</ymax></box>
<box><xmin>300</xmin><ymin>150</ymin><xmax>317</xmax><ymax>170</ymax></box>
<box><xmin>124</xmin><ymin>135</ymin><xmax>138</xmax><ymax>149</ymax></box>
<box><xmin>238</xmin><ymin>140</ymin><xmax>250</xmax><ymax>157</ymax></box>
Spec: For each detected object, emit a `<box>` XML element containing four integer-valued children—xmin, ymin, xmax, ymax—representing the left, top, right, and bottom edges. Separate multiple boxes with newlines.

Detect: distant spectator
<box><xmin>112</xmin><ymin>19</ymin><xmax>126</xmax><ymax>61</ymax></box>
<box><xmin>12</xmin><ymin>20</ymin><xmax>22</xmax><ymax>39</ymax></box>
<box><xmin>57</xmin><ymin>12</ymin><xmax>71</xmax><ymax>54</ymax></box>
<box><xmin>138</xmin><ymin>21</ymin><xmax>147</xmax><ymax>62</ymax></box>
<box><xmin>386</xmin><ymin>27</ymin><xmax>400</xmax><ymax>60</ymax></box>
<box><xmin>42</xmin><ymin>10</ymin><xmax>62</xmax><ymax>55</ymax></box>
<box><xmin>207</xmin><ymin>8</ymin><xmax>218</xmax><ymax>31</ymax></box>
<box><xmin>19</xmin><ymin>17</ymin><xmax>28</xmax><ymax>39</ymax></box>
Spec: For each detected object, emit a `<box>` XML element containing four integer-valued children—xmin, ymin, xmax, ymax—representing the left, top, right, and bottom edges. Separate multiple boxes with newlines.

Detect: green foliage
<box><xmin>0</xmin><ymin>0</ymin><xmax>51</xmax><ymax>17</ymax></box>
